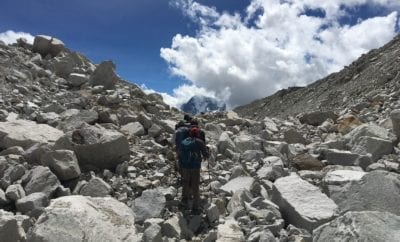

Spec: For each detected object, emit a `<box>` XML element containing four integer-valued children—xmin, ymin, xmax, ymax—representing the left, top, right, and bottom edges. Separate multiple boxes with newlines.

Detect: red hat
<box><xmin>189</xmin><ymin>127</ymin><xmax>199</xmax><ymax>137</ymax></box>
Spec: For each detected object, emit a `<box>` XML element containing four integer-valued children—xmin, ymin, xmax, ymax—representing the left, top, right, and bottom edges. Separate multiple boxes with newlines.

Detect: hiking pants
<box><xmin>181</xmin><ymin>168</ymin><xmax>200</xmax><ymax>209</ymax></box>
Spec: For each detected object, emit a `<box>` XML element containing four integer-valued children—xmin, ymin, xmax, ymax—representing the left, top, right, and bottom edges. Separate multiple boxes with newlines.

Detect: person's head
<box><xmin>183</xmin><ymin>114</ymin><xmax>193</xmax><ymax>122</ymax></box>
<box><xmin>175</xmin><ymin>120</ymin><xmax>185</xmax><ymax>130</ymax></box>
<box><xmin>189</xmin><ymin>127</ymin><xmax>200</xmax><ymax>138</ymax></box>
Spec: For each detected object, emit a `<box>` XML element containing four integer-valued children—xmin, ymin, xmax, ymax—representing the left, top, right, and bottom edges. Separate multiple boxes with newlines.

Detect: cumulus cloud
<box><xmin>161</xmin><ymin>0</ymin><xmax>400</xmax><ymax>108</ymax></box>
<box><xmin>0</xmin><ymin>30</ymin><xmax>34</xmax><ymax>45</ymax></box>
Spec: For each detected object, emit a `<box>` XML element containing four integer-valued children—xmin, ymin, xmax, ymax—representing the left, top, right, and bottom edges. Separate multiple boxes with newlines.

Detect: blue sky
<box><xmin>1</xmin><ymin>0</ymin><xmax>400</xmax><ymax>108</ymax></box>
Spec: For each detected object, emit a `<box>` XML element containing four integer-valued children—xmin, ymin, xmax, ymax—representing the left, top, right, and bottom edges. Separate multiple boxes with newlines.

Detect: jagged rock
<box><xmin>299</xmin><ymin>111</ymin><xmax>338</xmax><ymax>126</ymax></box>
<box><xmin>16</xmin><ymin>192</ymin><xmax>49</xmax><ymax>214</ymax></box>
<box><xmin>162</xmin><ymin>213</ymin><xmax>193</xmax><ymax>240</ymax></box>
<box><xmin>0</xmin><ymin>210</ymin><xmax>28</xmax><ymax>241</ymax></box>
<box><xmin>41</xmin><ymin>150</ymin><xmax>81</xmax><ymax>181</ymax></box>
<box><xmin>217</xmin><ymin>218</ymin><xmax>245</xmax><ymax>242</ymax></box>
<box><xmin>313</xmin><ymin>211</ymin><xmax>400</xmax><ymax>242</ymax></box>
<box><xmin>68</xmin><ymin>73</ymin><xmax>89</xmax><ymax>87</ymax></box>
<box><xmin>390</xmin><ymin>109</ymin><xmax>400</xmax><ymax>139</ymax></box>
<box><xmin>148</xmin><ymin>124</ymin><xmax>162</xmax><ymax>138</ymax></box>
<box><xmin>234</xmin><ymin>135</ymin><xmax>261</xmax><ymax>153</ymax></box>
<box><xmin>138</xmin><ymin>113</ymin><xmax>153</xmax><ymax>129</ymax></box>
<box><xmin>143</xmin><ymin>224</ymin><xmax>162</xmax><ymax>242</ymax></box>
<box><xmin>220</xmin><ymin>176</ymin><xmax>255</xmax><ymax>195</ymax></box>
<box><xmin>227</xmin><ymin>188</ymin><xmax>252</xmax><ymax>213</ymax></box>
<box><xmin>0</xmin><ymin>120</ymin><xmax>64</xmax><ymax>149</ymax></box>
<box><xmin>344</xmin><ymin>123</ymin><xmax>392</xmax><ymax>146</ymax></box>
<box><xmin>323</xmin><ymin>149</ymin><xmax>360</xmax><ymax>166</ymax></box>
<box><xmin>0</xmin><ymin>189</ymin><xmax>8</xmax><ymax>206</ymax></box>
<box><xmin>133</xmin><ymin>189</ymin><xmax>166</xmax><ymax>224</ymax></box>
<box><xmin>291</xmin><ymin>153</ymin><xmax>324</xmax><ymax>171</ymax></box>
<box><xmin>206</xmin><ymin>203</ymin><xmax>220</xmax><ymax>222</ymax></box>
<box><xmin>120</xmin><ymin>122</ymin><xmax>145</xmax><ymax>137</ymax></box>
<box><xmin>263</xmin><ymin>117</ymin><xmax>279</xmax><ymax>132</ymax></box>
<box><xmin>256</xmin><ymin>156</ymin><xmax>287</xmax><ymax>181</ymax></box>
<box><xmin>0</xmin><ymin>146</ymin><xmax>24</xmax><ymax>156</ymax></box>
<box><xmin>79</xmin><ymin>177</ymin><xmax>112</xmax><ymax>197</ymax></box>
<box><xmin>55</xmin><ymin>125</ymin><xmax>130</xmax><ymax>169</ymax></box>
<box><xmin>323</xmin><ymin>170</ymin><xmax>366</xmax><ymax>186</ymax></box>
<box><xmin>218</xmin><ymin>132</ymin><xmax>236</xmax><ymax>154</ymax></box>
<box><xmin>0</xmin><ymin>164</ymin><xmax>25</xmax><ymax>189</ymax></box>
<box><xmin>336</xmin><ymin>113</ymin><xmax>363</xmax><ymax>134</ymax></box>
<box><xmin>27</xmin><ymin>195</ymin><xmax>139</xmax><ymax>241</ymax></box>
<box><xmin>5</xmin><ymin>184</ymin><xmax>25</xmax><ymax>201</ymax></box>
<box><xmin>36</xmin><ymin>112</ymin><xmax>60</xmax><ymax>125</ymax></box>
<box><xmin>331</xmin><ymin>170</ymin><xmax>400</xmax><ymax>215</ymax></box>
<box><xmin>283</xmin><ymin>129</ymin><xmax>310</xmax><ymax>145</ymax></box>
<box><xmin>351</xmin><ymin>136</ymin><xmax>393</xmax><ymax>161</ymax></box>
<box><xmin>33</xmin><ymin>35</ymin><xmax>65</xmax><ymax>57</ymax></box>
<box><xmin>58</xmin><ymin>109</ymin><xmax>98</xmax><ymax>131</ymax></box>
<box><xmin>89</xmin><ymin>61</ymin><xmax>119</xmax><ymax>89</ymax></box>
<box><xmin>271</xmin><ymin>173</ymin><xmax>338</xmax><ymax>231</ymax></box>
<box><xmin>23</xmin><ymin>166</ymin><xmax>60</xmax><ymax>197</ymax></box>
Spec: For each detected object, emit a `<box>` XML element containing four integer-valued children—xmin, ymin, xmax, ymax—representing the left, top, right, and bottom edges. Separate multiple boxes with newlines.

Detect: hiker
<box><xmin>179</xmin><ymin>127</ymin><xmax>209</xmax><ymax>213</ymax></box>
<box><xmin>174</xmin><ymin>114</ymin><xmax>193</xmax><ymax>173</ymax></box>
<box><xmin>189</xmin><ymin>118</ymin><xmax>206</xmax><ymax>143</ymax></box>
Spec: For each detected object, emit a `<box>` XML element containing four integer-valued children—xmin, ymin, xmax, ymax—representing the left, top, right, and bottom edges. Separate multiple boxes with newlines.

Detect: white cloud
<box><xmin>161</xmin><ymin>0</ymin><xmax>400</xmax><ymax>108</ymax></box>
<box><xmin>0</xmin><ymin>30</ymin><xmax>34</xmax><ymax>45</ymax></box>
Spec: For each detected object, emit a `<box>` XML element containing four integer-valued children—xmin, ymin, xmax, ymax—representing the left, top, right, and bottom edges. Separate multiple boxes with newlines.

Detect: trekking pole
<box><xmin>208</xmin><ymin>158</ymin><xmax>212</xmax><ymax>203</ymax></box>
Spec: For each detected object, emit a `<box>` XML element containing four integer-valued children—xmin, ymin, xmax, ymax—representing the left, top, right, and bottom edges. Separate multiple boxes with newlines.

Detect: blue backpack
<box><xmin>179</xmin><ymin>137</ymin><xmax>200</xmax><ymax>169</ymax></box>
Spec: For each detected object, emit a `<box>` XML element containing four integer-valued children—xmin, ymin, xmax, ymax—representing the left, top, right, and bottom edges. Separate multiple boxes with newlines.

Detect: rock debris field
<box><xmin>0</xmin><ymin>35</ymin><xmax>400</xmax><ymax>242</ymax></box>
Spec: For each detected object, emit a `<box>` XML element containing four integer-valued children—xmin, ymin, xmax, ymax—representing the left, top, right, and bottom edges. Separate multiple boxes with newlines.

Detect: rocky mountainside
<box><xmin>234</xmin><ymin>35</ymin><xmax>400</xmax><ymax>120</ymax></box>
<box><xmin>0</xmin><ymin>35</ymin><xmax>400</xmax><ymax>242</ymax></box>
<box><xmin>181</xmin><ymin>95</ymin><xmax>226</xmax><ymax>115</ymax></box>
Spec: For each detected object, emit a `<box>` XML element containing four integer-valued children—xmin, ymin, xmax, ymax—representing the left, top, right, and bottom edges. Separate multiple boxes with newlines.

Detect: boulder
<box><xmin>220</xmin><ymin>176</ymin><xmax>255</xmax><ymax>194</ymax></box>
<box><xmin>233</xmin><ymin>135</ymin><xmax>261</xmax><ymax>153</ymax></box>
<box><xmin>133</xmin><ymin>189</ymin><xmax>166</xmax><ymax>224</ymax></box>
<box><xmin>120</xmin><ymin>122</ymin><xmax>145</xmax><ymax>137</ymax></box>
<box><xmin>331</xmin><ymin>170</ymin><xmax>400</xmax><ymax>215</ymax></box>
<box><xmin>68</xmin><ymin>73</ymin><xmax>89</xmax><ymax>87</ymax></box>
<box><xmin>283</xmin><ymin>129</ymin><xmax>310</xmax><ymax>145</ymax></box>
<box><xmin>291</xmin><ymin>153</ymin><xmax>324</xmax><ymax>171</ymax></box>
<box><xmin>162</xmin><ymin>213</ymin><xmax>193</xmax><ymax>240</ymax></box>
<box><xmin>23</xmin><ymin>166</ymin><xmax>60</xmax><ymax>197</ymax></box>
<box><xmin>271</xmin><ymin>173</ymin><xmax>338</xmax><ymax>231</ymax></box>
<box><xmin>351</xmin><ymin>136</ymin><xmax>393</xmax><ymax>161</ymax></box>
<box><xmin>227</xmin><ymin>188</ymin><xmax>253</xmax><ymax>213</ymax></box>
<box><xmin>323</xmin><ymin>149</ymin><xmax>360</xmax><ymax>166</ymax></box>
<box><xmin>143</xmin><ymin>224</ymin><xmax>162</xmax><ymax>242</ymax></box>
<box><xmin>16</xmin><ymin>192</ymin><xmax>49</xmax><ymax>214</ymax></box>
<box><xmin>58</xmin><ymin>109</ymin><xmax>98</xmax><ymax>131</ymax></box>
<box><xmin>343</xmin><ymin>123</ymin><xmax>391</xmax><ymax>146</ymax></box>
<box><xmin>0</xmin><ymin>164</ymin><xmax>25</xmax><ymax>189</ymax></box>
<box><xmin>263</xmin><ymin>117</ymin><xmax>279</xmax><ymax>132</ymax></box>
<box><xmin>299</xmin><ymin>111</ymin><xmax>338</xmax><ymax>126</ymax></box>
<box><xmin>336</xmin><ymin>113</ymin><xmax>363</xmax><ymax>134</ymax></box>
<box><xmin>217</xmin><ymin>218</ymin><xmax>245</xmax><ymax>242</ymax></box>
<box><xmin>0</xmin><ymin>120</ymin><xmax>64</xmax><ymax>149</ymax></box>
<box><xmin>256</xmin><ymin>156</ymin><xmax>287</xmax><ymax>181</ymax></box>
<box><xmin>323</xmin><ymin>170</ymin><xmax>366</xmax><ymax>186</ymax></box>
<box><xmin>390</xmin><ymin>109</ymin><xmax>400</xmax><ymax>138</ymax></box>
<box><xmin>5</xmin><ymin>184</ymin><xmax>25</xmax><ymax>201</ymax></box>
<box><xmin>41</xmin><ymin>150</ymin><xmax>81</xmax><ymax>181</ymax></box>
<box><xmin>55</xmin><ymin>125</ymin><xmax>130</xmax><ymax>170</ymax></box>
<box><xmin>33</xmin><ymin>35</ymin><xmax>65</xmax><ymax>57</ymax></box>
<box><xmin>89</xmin><ymin>61</ymin><xmax>119</xmax><ymax>89</ymax></box>
<box><xmin>79</xmin><ymin>177</ymin><xmax>112</xmax><ymax>197</ymax></box>
<box><xmin>27</xmin><ymin>195</ymin><xmax>139</xmax><ymax>241</ymax></box>
<box><xmin>218</xmin><ymin>132</ymin><xmax>236</xmax><ymax>154</ymax></box>
<box><xmin>313</xmin><ymin>211</ymin><xmax>400</xmax><ymax>242</ymax></box>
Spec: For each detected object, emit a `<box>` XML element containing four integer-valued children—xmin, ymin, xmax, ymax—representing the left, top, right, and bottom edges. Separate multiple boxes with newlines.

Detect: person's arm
<box><xmin>197</xmin><ymin>139</ymin><xmax>209</xmax><ymax>160</ymax></box>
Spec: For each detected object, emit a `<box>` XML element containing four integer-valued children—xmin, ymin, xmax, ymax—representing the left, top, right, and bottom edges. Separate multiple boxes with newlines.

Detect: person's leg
<box><xmin>181</xmin><ymin>168</ymin><xmax>189</xmax><ymax>203</ymax></box>
<box><xmin>191</xmin><ymin>169</ymin><xmax>201</xmax><ymax>210</ymax></box>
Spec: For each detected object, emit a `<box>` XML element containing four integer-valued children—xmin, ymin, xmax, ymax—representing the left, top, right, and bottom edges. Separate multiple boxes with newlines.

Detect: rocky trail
<box><xmin>0</xmin><ymin>35</ymin><xmax>400</xmax><ymax>242</ymax></box>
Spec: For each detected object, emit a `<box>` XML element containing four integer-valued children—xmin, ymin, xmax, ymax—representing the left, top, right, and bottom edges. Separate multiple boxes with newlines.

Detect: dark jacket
<box><xmin>179</xmin><ymin>137</ymin><xmax>209</xmax><ymax>169</ymax></box>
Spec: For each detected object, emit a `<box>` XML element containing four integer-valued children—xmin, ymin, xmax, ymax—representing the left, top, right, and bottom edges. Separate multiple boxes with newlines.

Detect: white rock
<box><xmin>33</xmin><ymin>35</ymin><xmax>65</xmax><ymax>57</ymax></box>
<box><xmin>323</xmin><ymin>170</ymin><xmax>366</xmax><ymax>186</ymax></box>
<box><xmin>121</xmin><ymin>122</ymin><xmax>145</xmax><ymax>137</ymax></box>
<box><xmin>0</xmin><ymin>210</ymin><xmax>28</xmax><ymax>241</ymax></box>
<box><xmin>217</xmin><ymin>219</ymin><xmax>245</xmax><ymax>242</ymax></box>
<box><xmin>68</xmin><ymin>73</ymin><xmax>89</xmax><ymax>87</ymax></box>
<box><xmin>220</xmin><ymin>176</ymin><xmax>255</xmax><ymax>194</ymax></box>
<box><xmin>271</xmin><ymin>173</ymin><xmax>338</xmax><ymax>231</ymax></box>
<box><xmin>41</xmin><ymin>150</ymin><xmax>81</xmax><ymax>181</ymax></box>
<box><xmin>16</xmin><ymin>192</ymin><xmax>49</xmax><ymax>214</ymax></box>
<box><xmin>79</xmin><ymin>177</ymin><xmax>112</xmax><ymax>197</ymax></box>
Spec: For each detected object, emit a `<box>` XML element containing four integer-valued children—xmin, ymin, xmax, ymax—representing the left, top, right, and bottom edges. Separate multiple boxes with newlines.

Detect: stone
<box><xmin>58</xmin><ymin>109</ymin><xmax>98</xmax><ymax>131</ymax></box>
<box><xmin>55</xmin><ymin>125</ymin><xmax>130</xmax><ymax>169</ymax></box>
<box><xmin>89</xmin><ymin>61</ymin><xmax>120</xmax><ymax>89</ymax></box>
<box><xmin>291</xmin><ymin>153</ymin><xmax>324</xmax><ymax>171</ymax></box>
<box><xmin>323</xmin><ymin>149</ymin><xmax>360</xmax><ymax>166</ymax></box>
<box><xmin>33</xmin><ymin>35</ymin><xmax>65</xmax><ymax>57</ymax></box>
<box><xmin>1</xmin><ymin>164</ymin><xmax>26</xmax><ymax>189</ymax></box>
<box><xmin>148</xmin><ymin>124</ymin><xmax>162</xmax><ymax>138</ymax></box>
<box><xmin>283</xmin><ymin>129</ymin><xmax>310</xmax><ymax>145</ymax></box>
<box><xmin>256</xmin><ymin>157</ymin><xmax>287</xmax><ymax>182</ymax></box>
<box><xmin>390</xmin><ymin>109</ymin><xmax>400</xmax><ymax>138</ymax></box>
<box><xmin>220</xmin><ymin>176</ymin><xmax>255</xmax><ymax>194</ymax></box>
<box><xmin>313</xmin><ymin>211</ymin><xmax>400</xmax><ymax>242</ymax></box>
<box><xmin>138</xmin><ymin>113</ymin><xmax>153</xmax><ymax>129</ymax></box>
<box><xmin>79</xmin><ymin>177</ymin><xmax>112</xmax><ymax>197</ymax></box>
<box><xmin>27</xmin><ymin>195</ymin><xmax>139</xmax><ymax>241</ymax></box>
<box><xmin>263</xmin><ymin>117</ymin><xmax>279</xmax><ymax>132</ymax></box>
<box><xmin>0</xmin><ymin>120</ymin><xmax>64</xmax><ymax>149</ymax></box>
<box><xmin>41</xmin><ymin>150</ymin><xmax>81</xmax><ymax>181</ymax></box>
<box><xmin>299</xmin><ymin>111</ymin><xmax>338</xmax><ymax>126</ymax></box>
<box><xmin>344</xmin><ymin>123</ymin><xmax>391</xmax><ymax>146</ymax></box>
<box><xmin>234</xmin><ymin>135</ymin><xmax>261</xmax><ymax>153</ymax></box>
<box><xmin>0</xmin><ymin>189</ymin><xmax>8</xmax><ymax>206</ymax></box>
<box><xmin>0</xmin><ymin>146</ymin><xmax>24</xmax><ymax>156</ymax></box>
<box><xmin>271</xmin><ymin>173</ymin><xmax>338</xmax><ymax>232</ymax></box>
<box><xmin>36</xmin><ymin>112</ymin><xmax>60</xmax><ymax>125</ymax></box>
<box><xmin>331</xmin><ymin>170</ymin><xmax>400</xmax><ymax>215</ymax></box>
<box><xmin>161</xmin><ymin>213</ymin><xmax>193</xmax><ymax>240</ymax></box>
<box><xmin>206</xmin><ymin>203</ymin><xmax>220</xmax><ymax>223</ymax></box>
<box><xmin>0</xmin><ymin>210</ymin><xmax>27</xmax><ymax>242</ymax></box>
<box><xmin>218</xmin><ymin>132</ymin><xmax>236</xmax><ymax>154</ymax></box>
<box><xmin>16</xmin><ymin>192</ymin><xmax>49</xmax><ymax>214</ymax></box>
<box><xmin>323</xmin><ymin>170</ymin><xmax>366</xmax><ymax>186</ymax></box>
<box><xmin>217</xmin><ymin>218</ymin><xmax>245</xmax><ymax>242</ymax></box>
<box><xmin>5</xmin><ymin>184</ymin><xmax>25</xmax><ymax>201</ymax></box>
<box><xmin>68</xmin><ymin>73</ymin><xmax>89</xmax><ymax>87</ymax></box>
<box><xmin>133</xmin><ymin>189</ymin><xmax>166</xmax><ymax>224</ymax></box>
<box><xmin>336</xmin><ymin>113</ymin><xmax>363</xmax><ymax>134</ymax></box>
<box><xmin>23</xmin><ymin>166</ymin><xmax>60</xmax><ymax>197</ymax></box>
<box><xmin>227</xmin><ymin>188</ymin><xmax>253</xmax><ymax>213</ymax></box>
<box><xmin>351</xmin><ymin>136</ymin><xmax>393</xmax><ymax>161</ymax></box>
<box><xmin>120</xmin><ymin>122</ymin><xmax>145</xmax><ymax>137</ymax></box>
<box><xmin>143</xmin><ymin>224</ymin><xmax>162</xmax><ymax>242</ymax></box>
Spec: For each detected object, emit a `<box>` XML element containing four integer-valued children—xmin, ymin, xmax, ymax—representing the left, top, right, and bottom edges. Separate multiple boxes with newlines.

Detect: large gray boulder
<box><xmin>220</xmin><ymin>176</ymin><xmax>255</xmax><ymax>194</ymax></box>
<box><xmin>89</xmin><ymin>61</ymin><xmax>120</xmax><ymax>89</ymax></box>
<box><xmin>55</xmin><ymin>125</ymin><xmax>130</xmax><ymax>170</ymax></box>
<box><xmin>343</xmin><ymin>123</ymin><xmax>391</xmax><ymax>146</ymax></box>
<box><xmin>33</xmin><ymin>35</ymin><xmax>65</xmax><ymax>57</ymax></box>
<box><xmin>0</xmin><ymin>120</ymin><xmax>64</xmax><ymax>149</ymax></box>
<box><xmin>16</xmin><ymin>192</ymin><xmax>49</xmax><ymax>214</ymax></box>
<box><xmin>233</xmin><ymin>135</ymin><xmax>261</xmax><ymax>153</ymax></box>
<box><xmin>313</xmin><ymin>211</ymin><xmax>400</xmax><ymax>242</ymax></box>
<box><xmin>331</xmin><ymin>170</ymin><xmax>400</xmax><ymax>215</ymax></box>
<box><xmin>351</xmin><ymin>136</ymin><xmax>393</xmax><ymax>161</ymax></box>
<box><xmin>133</xmin><ymin>189</ymin><xmax>166</xmax><ymax>224</ymax></box>
<box><xmin>271</xmin><ymin>173</ymin><xmax>338</xmax><ymax>232</ymax></box>
<box><xmin>299</xmin><ymin>111</ymin><xmax>338</xmax><ymax>126</ymax></box>
<box><xmin>390</xmin><ymin>109</ymin><xmax>400</xmax><ymax>139</ymax></box>
<box><xmin>23</xmin><ymin>166</ymin><xmax>60</xmax><ymax>197</ymax></box>
<box><xmin>323</xmin><ymin>149</ymin><xmax>360</xmax><ymax>166</ymax></box>
<box><xmin>27</xmin><ymin>195</ymin><xmax>139</xmax><ymax>242</ymax></box>
<box><xmin>218</xmin><ymin>132</ymin><xmax>236</xmax><ymax>154</ymax></box>
<box><xmin>41</xmin><ymin>150</ymin><xmax>81</xmax><ymax>181</ymax></box>
<box><xmin>120</xmin><ymin>122</ymin><xmax>145</xmax><ymax>137</ymax></box>
<box><xmin>68</xmin><ymin>73</ymin><xmax>89</xmax><ymax>87</ymax></box>
<box><xmin>217</xmin><ymin>218</ymin><xmax>245</xmax><ymax>242</ymax></box>
<box><xmin>79</xmin><ymin>177</ymin><xmax>112</xmax><ymax>197</ymax></box>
